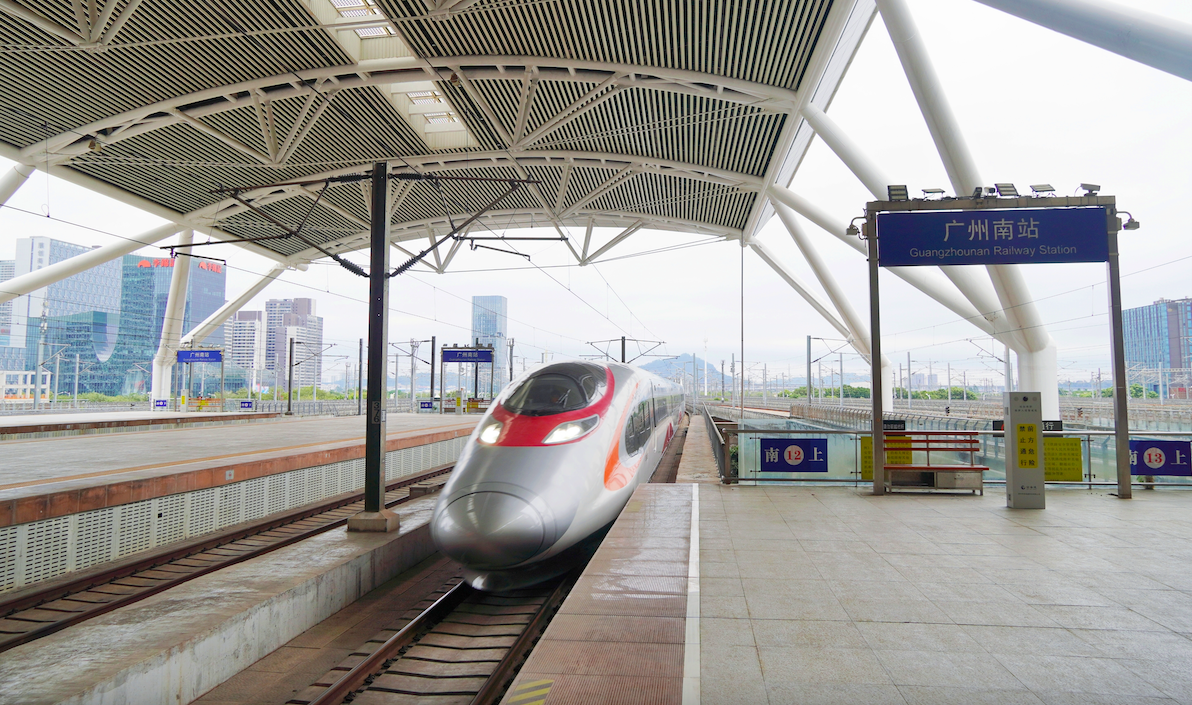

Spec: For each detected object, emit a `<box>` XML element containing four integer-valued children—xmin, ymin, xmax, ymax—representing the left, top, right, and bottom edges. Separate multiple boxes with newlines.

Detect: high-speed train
<box><xmin>431</xmin><ymin>360</ymin><xmax>684</xmax><ymax>590</ymax></box>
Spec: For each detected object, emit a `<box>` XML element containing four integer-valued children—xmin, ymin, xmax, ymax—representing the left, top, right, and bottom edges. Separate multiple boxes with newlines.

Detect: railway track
<box><xmin>292</xmin><ymin>572</ymin><xmax>576</xmax><ymax>705</ymax></box>
<box><xmin>0</xmin><ymin>465</ymin><xmax>455</xmax><ymax>653</ymax></box>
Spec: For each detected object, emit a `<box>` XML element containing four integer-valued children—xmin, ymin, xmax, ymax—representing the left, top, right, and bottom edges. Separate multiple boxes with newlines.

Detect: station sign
<box><xmin>1129</xmin><ymin>440</ymin><xmax>1192</xmax><ymax>476</ymax></box>
<box><xmin>178</xmin><ymin>349</ymin><xmax>222</xmax><ymax>363</ymax></box>
<box><xmin>239</xmin><ymin>400</ymin><xmax>254</xmax><ymax>410</ymax></box>
<box><xmin>760</xmin><ymin>438</ymin><xmax>828</xmax><ymax>472</ymax></box>
<box><xmin>883</xmin><ymin>419</ymin><xmax>906</xmax><ymax>431</ymax></box>
<box><xmin>877</xmin><ymin>207</ymin><xmax>1109</xmax><ymax>267</ymax></box>
<box><xmin>154</xmin><ymin>399</ymin><xmax>168</xmax><ymax>409</ymax></box>
<box><xmin>419</xmin><ymin>400</ymin><xmax>435</xmax><ymax>411</ymax></box>
<box><xmin>442</xmin><ymin>349</ymin><xmax>493</xmax><ymax>363</ymax></box>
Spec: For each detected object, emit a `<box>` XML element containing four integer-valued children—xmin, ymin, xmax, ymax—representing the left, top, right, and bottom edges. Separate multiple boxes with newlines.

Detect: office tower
<box><xmin>471</xmin><ymin>295</ymin><xmax>508</xmax><ymax>392</ymax></box>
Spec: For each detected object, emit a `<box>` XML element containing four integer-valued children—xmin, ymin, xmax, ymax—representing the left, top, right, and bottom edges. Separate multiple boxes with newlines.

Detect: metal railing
<box><xmin>701</xmin><ymin>402</ymin><xmax>1192</xmax><ymax>489</ymax></box>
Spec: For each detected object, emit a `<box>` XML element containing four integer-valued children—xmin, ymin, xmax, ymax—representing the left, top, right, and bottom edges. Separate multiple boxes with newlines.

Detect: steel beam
<box><xmin>180</xmin><ymin>263</ymin><xmax>288</xmax><ymax>346</ymax></box>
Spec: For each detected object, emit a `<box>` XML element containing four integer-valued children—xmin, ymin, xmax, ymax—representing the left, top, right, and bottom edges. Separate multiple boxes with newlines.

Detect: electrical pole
<box><xmin>286</xmin><ymin>337</ymin><xmax>295</xmax><ymax>415</ymax></box>
<box><xmin>73</xmin><ymin>353</ymin><xmax>79</xmax><ymax>408</ymax></box>
<box><xmin>349</xmin><ymin>162</ymin><xmax>399</xmax><ymax>531</ymax></box>
<box><xmin>357</xmin><ymin>338</ymin><xmax>363</xmax><ymax>415</ymax></box>
<box><xmin>621</xmin><ymin>336</ymin><xmax>626</xmax><ymax>363</ymax></box>
<box><xmin>429</xmin><ymin>335</ymin><xmax>436</xmax><ymax>412</ymax></box>
<box><xmin>508</xmin><ymin>338</ymin><xmax>515</xmax><ymax>384</ymax></box>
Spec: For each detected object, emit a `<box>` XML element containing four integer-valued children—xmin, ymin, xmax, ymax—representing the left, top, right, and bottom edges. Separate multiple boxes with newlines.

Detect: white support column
<box><xmin>151</xmin><ymin>231</ymin><xmax>193</xmax><ymax>405</ymax></box>
<box><xmin>0</xmin><ymin>221</ymin><xmax>183</xmax><ymax>306</ymax></box>
<box><xmin>0</xmin><ymin>163</ymin><xmax>34</xmax><ymax>206</ymax></box>
<box><xmin>180</xmin><ymin>263</ymin><xmax>288</xmax><ymax>347</ymax></box>
<box><xmin>799</xmin><ymin>104</ymin><xmax>890</xmax><ymax>198</ymax></box>
<box><xmin>750</xmin><ymin>239</ymin><xmax>893</xmax><ymax>407</ymax></box>
<box><xmin>878</xmin><ymin>0</ymin><xmax>1058</xmax><ymax>414</ymax></box>
<box><xmin>973</xmin><ymin>0</ymin><xmax>1192</xmax><ymax>83</ymax></box>
<box><xmin>768</xmin><ymin>185</ymin><xmax>999</xmax><ymax>338</ymax></box>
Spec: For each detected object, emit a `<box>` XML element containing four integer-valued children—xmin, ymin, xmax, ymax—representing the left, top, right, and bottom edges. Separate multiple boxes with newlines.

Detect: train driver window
<box><xmin>502</xmin><ymin>362</ymin><xmax>607</xmax><ymax>417</ymax></box>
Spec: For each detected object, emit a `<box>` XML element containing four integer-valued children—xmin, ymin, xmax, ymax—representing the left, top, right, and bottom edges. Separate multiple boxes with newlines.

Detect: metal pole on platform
<box><xmin>1107</xmin><ymin>223</ymin><xmax>1132</xmax><ymax>498</ymax></box>
<box><xmin>349</xmin><ymin>162</ymin><xmax>399</xmax><ymax>532</ymax></box>
<box><xmin>868</xmin><ymin>215</ymin><xmax>885</xmax><ymax>496</ymax></box>
<box><xmin>806</xmin><ymin>336</ymin><xmax>812</xmax><ymax>416</ymax></box>
<box><xmin>286</xmin><ymin>337</ymin><xmax>295</xmax><ymax>415</ymax></box>
<box><xmin>357</xmin><ymin>338</ymin><xmax>363</xmax><ymax>415</ymax></box>
<box><xmin>73</xmin><ymin>354</ymin><xmax>79</xmax><ymax>408</ymax></box>
<box><xmin>430</xmin><ymin>336</ymin><xmax>436</xmax><ymax>411</ymax></box>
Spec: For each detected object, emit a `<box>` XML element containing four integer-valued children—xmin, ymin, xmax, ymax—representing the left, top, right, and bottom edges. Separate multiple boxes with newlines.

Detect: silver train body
<box><xmin>431</xmin><ymin>360</ymin><xmax>684</xmax><ymax>590</ymax></box>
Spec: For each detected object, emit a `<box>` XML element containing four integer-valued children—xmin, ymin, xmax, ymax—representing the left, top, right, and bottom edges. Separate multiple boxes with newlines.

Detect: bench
<box><xmin>883</xmin><ymin>431</ymin><xmax>989</xmax><ymax>495</ymax></box>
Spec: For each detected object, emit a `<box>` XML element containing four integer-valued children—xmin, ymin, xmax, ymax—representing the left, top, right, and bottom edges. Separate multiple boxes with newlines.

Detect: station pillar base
<box><xmin>347</xmin><ymin>510</ymin><xmax>400</xmax><ymax>533</ymax></box>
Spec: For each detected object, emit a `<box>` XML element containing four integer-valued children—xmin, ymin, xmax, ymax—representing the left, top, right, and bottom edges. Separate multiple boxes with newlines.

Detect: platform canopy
<box><xmin>0</xmin><ymin>0</ymin><xmax>872</xmax><ymax>266</ymax></box>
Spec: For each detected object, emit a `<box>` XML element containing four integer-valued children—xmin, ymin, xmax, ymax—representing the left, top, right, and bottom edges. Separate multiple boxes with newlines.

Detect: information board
<box><xmin>177</xmin><ymin>349</ymin><xmax>222</xmax><ymax>363</ymax></box>
<box><xmin>239</xmin><ymin>400</ymin><xmax>253</xmax><ymax>410</ymax></box>
<box><xmin>1044</xmin><ymin>437</ymin><xmax>1083</xmax><ymax>482</ymax></box>
<box><xmin>442</xmin><ymin>349</ymin><xmax>494</xmax><ymax>363</ymax></box>
<box><xmin>1129</xmin><ymin>440</ymin><xmax>1192</xmax><ymax>476</ymax></box>
<box><xmin>760</xmin><ymin>438</ymin><xmax>828</xmax><ymax>473</ymax></box>
<box><xmin>860</xmin><ymin>436</ymin><xmax>912</xmax><ymax>481</ymax></box>
<box><xmin>877</xmin><ymin>207</ymin><xmax>1109</xmax><ymax>267</ymax></box>
<box><xmin>154</xmin><ymin>399</ymin><xmax>168</xmax><ymax>409</ymax></box>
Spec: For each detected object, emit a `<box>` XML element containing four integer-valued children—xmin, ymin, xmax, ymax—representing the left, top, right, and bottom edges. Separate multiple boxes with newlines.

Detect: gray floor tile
<box><xmin>702</xmin><ymin>617</ymin><xmax>756</xmax><ymax>647</ymax></box>
<box><xmin>751</xmin><ymin>619</ymin><xmax>869</xmax><ymax>649</ymax></box>
<box><xmin>875</xmin><ymin>649</ymin><xmax>1025</xmax><ymax>690</ymax></box>
<box><xmin>993</xmin><ymin>652</ymin><xmax>1167</xmax><ymax>697</ymax></box>
<box><xmin>899</xmin><ymin>686</ymin><xmax>1046</xmax><ymax>705</ymax></box>
<box><xmin>767</xmin><ymin>683</ymin><xmax>908</xmax><ymax>705</ymax></box>
<box><xmin>758</xmin><ymin>646</ymin><xmax>893</xmax><ymax>686</ymax></box>
<box><xmin>960</xmin><ymin>626</ymin><xmax>1101</xmax><ymax>657</ymax></box>
<box><xmin>858</xmin><ymin>622</ymin><xmax>985</xmax><ymax>653</ymax></box>
<box><xmin>701</xmin><ymin>644</ymin><xmax>769</xmax><ymax>705</ymax></box>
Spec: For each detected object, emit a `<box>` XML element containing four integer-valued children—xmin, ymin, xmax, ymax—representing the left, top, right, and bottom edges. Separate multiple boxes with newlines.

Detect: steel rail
<box><xmin>304</xmin><ymin>570</ymin><xmax>578</xmax><ymax>705</ymax></box>
<box><xmin>307</xmin><ymin>581</ymin><xmax>475</xmax><ymax>705</ymax></box>
<box><xmin>0</xmin><ymin>465</ymin><xmax>454</xmax><ymax>653</ymax></box>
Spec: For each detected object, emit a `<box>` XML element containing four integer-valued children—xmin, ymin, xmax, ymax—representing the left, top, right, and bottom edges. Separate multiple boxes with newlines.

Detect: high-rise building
<box><xmin>1124</xmin><ymin>298</ymin><xmax>1192</xmax><ymax>396</ymax></box>
<box><xmin>471</xmin><ymin>295</ymin><xmax>508</xmax><ymax>391</ymax></box>
<box><xmin>0</xmin><ymin>238</ymin><xmax>226</xmax><ymax>396</ymax></box>
<box><xmin>0</xmin><ymin>259</ymin><xmax>13</xmax><ymax>347</ymax></box>
<box><xmin>229</xmin><ymin>311</ymin><xmax>267</xmax><ymax>388</ymax></box>
<box><xmin>265</xmin><ymin>299</ymin><xmax>322</xmax><ymax>391</ymax></box>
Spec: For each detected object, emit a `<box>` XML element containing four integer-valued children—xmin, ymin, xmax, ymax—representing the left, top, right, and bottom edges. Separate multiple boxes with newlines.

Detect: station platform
<box><xmin>0</xmin><ymin>410</ymin><xmax>280</xmax><ymax>441</ymax></box>
<box><xmin>501</xmin><ymin>483</ymin><xmax>1192</xmax><ymax>704</ymax></box>
<box><xmin>0</xmin><ymin>493</ymin><xmax>446</xmax><ymax>705</ymax></box>
<box><xmin>0</xmin><ymin>413</ymin><xmax>477</xmax><ymax>526</ymax></box>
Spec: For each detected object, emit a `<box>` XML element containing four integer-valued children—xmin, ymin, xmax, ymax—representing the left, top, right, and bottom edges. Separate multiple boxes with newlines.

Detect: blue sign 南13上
<box><xmin>760</xmin><ymin>439</ymin><xmax>828</xmax><ymax>472</ymax></box>
<box><xmin>877</xmin><ymin>207</ymin><xmax>1109</xmax><ymax>267</ymax></box>
<box><xmin>1129</xmin><ymin>440</ymin><xmax>1192</xmax><ymax>476</ymax></box>
<box><xmin>442</xmin><ymin>349</ymin><xmax>494</xmax><ymax>363</ymax></box>
<box><xmin>177</xmin><ymin>349</ymin><xmax>222</xmax><ymax>363</ymax></box>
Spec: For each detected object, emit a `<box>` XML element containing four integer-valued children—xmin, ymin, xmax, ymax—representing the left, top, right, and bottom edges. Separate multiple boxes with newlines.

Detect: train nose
<box><xmin>433</xmin><ymin>492</ymin><xmax>546</xmax><ymax>569</ymax></box>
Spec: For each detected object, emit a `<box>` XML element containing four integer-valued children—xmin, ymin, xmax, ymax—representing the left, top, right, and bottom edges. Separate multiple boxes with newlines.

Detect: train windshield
<box><xmin>502</xmin><ymin>363</ymin><xmax>606</xmax><ymax>416</ymax></box>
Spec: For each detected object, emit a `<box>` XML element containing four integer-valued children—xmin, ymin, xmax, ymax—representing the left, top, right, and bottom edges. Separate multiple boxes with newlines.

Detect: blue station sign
<box><xmin>442</xmin><ymin>349</ymin><xmax>494</xmax><ymax>363</ymax></box>
<box><xmin>877</xmin><ymin>207</ymin><xmax>1110</xmax><ymax>267</ymax></box>
<box><xmin>1130</xmin><ymin>440</ymin><xmax>1192</xmax><ymax>476</ymax></box>
<box><xmin>177</xmin><ymin>349</ymin><xmax>222</xmax><ymax>363</ymax></box>
<box><xmin>760</xmin><ymin>438</ymin><xmax>828</xmax><ymax>473</ymax></box>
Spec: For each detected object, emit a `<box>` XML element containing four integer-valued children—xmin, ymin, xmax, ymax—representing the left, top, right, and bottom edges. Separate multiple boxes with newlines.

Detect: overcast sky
<box><xmin>2</xmin><ymin>0</ymin><xmax>1190</xmax><ymax>389</ymax></box>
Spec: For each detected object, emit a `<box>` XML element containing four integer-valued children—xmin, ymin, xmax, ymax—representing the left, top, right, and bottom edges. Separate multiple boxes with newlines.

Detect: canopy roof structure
<box><xmin>0</xmin><ymin>0</ymin><xmax>870</xmax><ymax>265</ymax></box>
<box><xmin>2</xmin><ymin>0</ymin><xmax>1188</xmax><ymax>421</ymax></box>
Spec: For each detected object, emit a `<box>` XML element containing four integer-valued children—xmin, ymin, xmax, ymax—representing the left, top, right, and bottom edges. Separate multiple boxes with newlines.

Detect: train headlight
<box><xmin>543</xmin><ymin>415</ymin><xmax>599</xmax><ymax>444</ymax></box>
<box><xmin>478</xmin><ymin>421</ymin><xmax>503</xmax><ymax>444</ymax></box>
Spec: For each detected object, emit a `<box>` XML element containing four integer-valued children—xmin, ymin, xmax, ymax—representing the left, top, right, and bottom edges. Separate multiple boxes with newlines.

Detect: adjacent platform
<box><xmin>0</xmin><ymin>494</ymin><xmax>444</xmax><ymax>705</ymax></box>
<box><xmin>0</xmin><ymin>413</ymin><xmax>476</xmax><ymax>526</ymax></box>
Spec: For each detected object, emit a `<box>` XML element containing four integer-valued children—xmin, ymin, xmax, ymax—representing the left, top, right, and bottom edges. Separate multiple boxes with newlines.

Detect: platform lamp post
<box><xmin>349</xmin><ymin>162</ymin><xmax>400</xmax><ymax>532</ymax></box>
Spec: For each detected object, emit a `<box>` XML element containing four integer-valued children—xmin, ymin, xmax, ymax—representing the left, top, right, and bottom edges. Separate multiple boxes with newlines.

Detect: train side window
<box><xmin>624</xmin><ymin>399</ymin><xmax>652</xmax><ymax>455</ymax></box>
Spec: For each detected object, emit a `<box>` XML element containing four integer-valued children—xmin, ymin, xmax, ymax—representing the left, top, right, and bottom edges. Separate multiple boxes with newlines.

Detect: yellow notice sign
<box><xmin>1016</xmin><ymin>423</ymin><xmax>1038</xmax><ymax>469</ymax></box>
<box><xmin>1044</xmin><ymin>437</ymin><xmax>1083</xmax><ymax>482</ymax></box>
<box><xmin>860</xmin><ymin>436</ymin><xmax>913</xmax><ymax>481</ymax></box>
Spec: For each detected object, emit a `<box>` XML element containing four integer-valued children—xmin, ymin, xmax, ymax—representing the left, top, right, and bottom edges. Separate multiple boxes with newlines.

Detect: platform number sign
<box><xmin>1130</xmin><ymin>440</ymin><xmax>1192</xmax><ymax>476</ymax></box>
<box><xmin>760</xmin><ymin>439</ymin><xmax>828</xmax><ymax>472</ymax></box>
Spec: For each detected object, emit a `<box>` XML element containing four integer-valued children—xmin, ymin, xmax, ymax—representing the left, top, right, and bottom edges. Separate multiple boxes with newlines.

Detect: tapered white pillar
<box><xmin>0</xmin><ymin>163</ymin><xmax>34</xmax><ymax>206</ymax></box>
<box><xmin>151</xmin><ymin>231</ymin><xmax>193</xmax><ymax>406</ymax></box>
<box><xmin>0</xmin><ymin>221</ymin><xmax>183</xmax><ymax>306</ymax></box>
<box><xmin>973</xmin><ymin>0</ymin><xmax>1192</xmax><ymax>83</ymax></box>
<box><xmin>180</xmin><ymin>262</ymin><xmax>288</xmax><ymax>347</ymax></box>
<box><xmin>877</xmin><ymin>0</ymin><xmax>1058</xmax><ymax>412</ymax></box>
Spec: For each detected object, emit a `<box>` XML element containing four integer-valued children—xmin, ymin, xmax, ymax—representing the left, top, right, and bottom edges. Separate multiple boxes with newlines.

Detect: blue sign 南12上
<box><xmin>442</xmin><ymin>349</ymin><xmax>494</xmax><ymax>363</ymax></box>
<box><xmin>177</xmin><ymin>349</ymin><xmax>222</xmax><ymax>363</ymax></box>
<box><xmin>240</xmin><ymin>400</ymin><xmax>254</xmax><ymax>410</ymax></box>
<box><xmin>760</xmin><ymin>438</ymin><xmax>829</xmax><ymax>472</ymax></box>
<box><xmin>877</xmin><ymin>207</ymin><xmax>1109</xmax><ymax>267</ymax></box>
<box><xmin>1129</xmin><ymin>440</ymin><xmax>1192</xmax><ymax>476</ymax></box>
